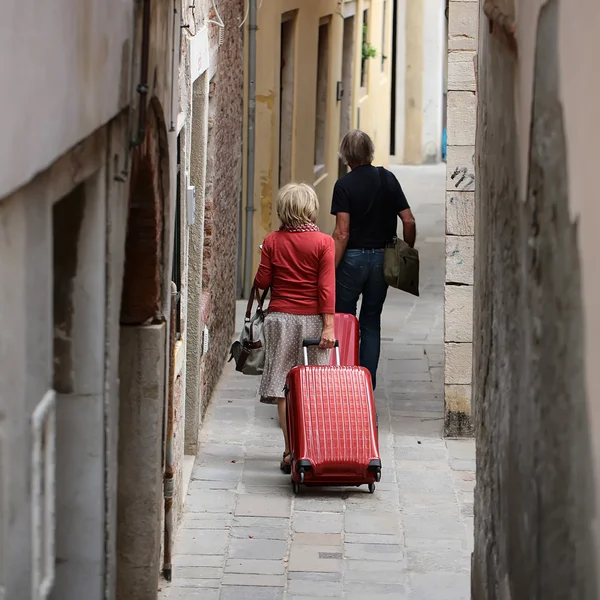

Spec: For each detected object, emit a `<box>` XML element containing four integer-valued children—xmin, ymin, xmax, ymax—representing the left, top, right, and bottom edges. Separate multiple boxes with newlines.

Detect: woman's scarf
<box><xmin>279</xmin><ymin>222</ymin><xmax>320</xmax><ymax>233</ymax></box>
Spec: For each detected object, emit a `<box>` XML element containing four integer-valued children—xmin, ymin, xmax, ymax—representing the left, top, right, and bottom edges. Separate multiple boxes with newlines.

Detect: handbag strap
<box><xmin>377</xmin><ymin>166</ymin><xmax>388</xmax><ymax>194</ymax></box>
<box><xmin>245</xmin><ymin>283</ymin><xmax>269</xmax><ymax>319</ymax></box>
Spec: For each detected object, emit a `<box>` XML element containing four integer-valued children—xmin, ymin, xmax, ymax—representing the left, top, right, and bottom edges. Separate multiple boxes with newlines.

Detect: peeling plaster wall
<box><xmin>444</xmin><ymin>0</ymin><xmax>477</xmax><ymax>436</ymax></box>
<box><xmin>472</xmin><ymin>0</ymin><xmax>600</xmax><ymax>596</ymax></box>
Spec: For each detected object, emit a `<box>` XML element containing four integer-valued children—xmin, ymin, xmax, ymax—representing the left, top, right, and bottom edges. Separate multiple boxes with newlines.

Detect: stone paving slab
<box><xmin>159</xmin><ymin>165</ymin><xmax>475</xmax><ymax>600</ymax></box>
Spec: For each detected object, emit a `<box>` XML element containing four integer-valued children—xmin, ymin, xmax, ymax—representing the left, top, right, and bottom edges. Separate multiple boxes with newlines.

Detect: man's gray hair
<box><xmin>339</xmin><ymin>130</ymin><xmax>375</xmax><ymax>166</ymax></box>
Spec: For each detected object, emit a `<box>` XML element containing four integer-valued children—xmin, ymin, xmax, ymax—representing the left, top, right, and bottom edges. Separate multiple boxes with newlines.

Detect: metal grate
<box><xmin>31</xmin><ymin>390</ymin><xmax>56</xmax><ymax>600</ymax></box>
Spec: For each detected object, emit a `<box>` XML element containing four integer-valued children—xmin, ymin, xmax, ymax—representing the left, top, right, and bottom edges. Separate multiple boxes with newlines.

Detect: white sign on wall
<box><xmin>190</xmin><ymin>27</ymin><xmax>210</xmax><ymax>82</ymax></box>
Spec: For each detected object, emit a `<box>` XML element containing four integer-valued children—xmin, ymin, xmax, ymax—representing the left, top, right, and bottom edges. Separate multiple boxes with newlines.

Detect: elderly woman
<box><xmin>255</xmin><ymin>183</ymin><xmax>335</xmax><ymax>472</ymax></box>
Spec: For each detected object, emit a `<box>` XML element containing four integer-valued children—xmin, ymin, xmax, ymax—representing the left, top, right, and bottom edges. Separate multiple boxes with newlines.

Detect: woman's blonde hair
<box><xmin>276</xmin><ymin>183</ymin><xmax>319</xmax><ymax>228</ymax></box>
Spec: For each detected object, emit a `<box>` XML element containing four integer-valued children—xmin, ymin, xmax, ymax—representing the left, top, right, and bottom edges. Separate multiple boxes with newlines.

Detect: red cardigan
<box><xmin>255</xmin><ymin>230</ymin><xmax>335</xmax><ymax>315</ymax></box>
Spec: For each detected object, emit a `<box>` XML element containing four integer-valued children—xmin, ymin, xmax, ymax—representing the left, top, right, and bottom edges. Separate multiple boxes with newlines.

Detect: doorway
<box><xmin>278</xmin><ymin>12</ymin><xmax>297</xmax><ymax>189</ymax></box>
<box><xmin>339</xmin><ymin>15</ymin><xmax>355</xmax><ymax>179</ymax></box>
<box><xmin>51</xmin><ymin>174</ymin><xmax>107</xmax><ymax>600</ymax></box>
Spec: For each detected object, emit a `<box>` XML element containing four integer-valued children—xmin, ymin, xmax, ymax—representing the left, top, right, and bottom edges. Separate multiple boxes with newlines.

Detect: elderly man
<box><xmin>331</xmin><ymin>129</ymin><xmax>416</xmax><ymax>389</ymax></box>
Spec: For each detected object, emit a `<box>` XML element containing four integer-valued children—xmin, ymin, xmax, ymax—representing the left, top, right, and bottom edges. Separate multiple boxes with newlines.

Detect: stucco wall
<box><xmin>0</xmin><ymin>116</ymin><xmax>131</xmax><ymax>600</ymax></box>
<box><xmin>0</xmin><ymin>1</ymin><xmax>132</xmax><ymax>197</ymax></box>
<box><xmin>0</xmin><ymin>2</ymin><xmax>179</xmax><ymax>599</ymax></box>
<box><xmin>243</xmin><ymin>0</ymin><xmax>343</xmax><ymax>273</ymax></box>
<box><xmin>352</xmin><ymin>0</ymin><xmax>394</xmax><ymax>168</ymax></box>
<box><xmin>472</xmin><ymin>0</ymin><xmax>600</xmax><ymax>596</ymax></box>
<box><xmin>444</xmin><ymin>0</ymin><xmax>477</xmax><ymax>436</ymax></box>
<box><xmin>242</xmin><ymin>0</ymin><xmax>394</xmax><ymax>281</ymax></box>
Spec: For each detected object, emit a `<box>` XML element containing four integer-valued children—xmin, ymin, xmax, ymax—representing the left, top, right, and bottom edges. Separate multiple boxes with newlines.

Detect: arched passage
<box><xmin>117</xmin><ymin>100</ymin><xmax>171</xmax><ymax>600</ymax></box>
<box><xmin>121</xmin><ymin>101</ymin><xmax>169</xmax><ymax>325</ymax></box>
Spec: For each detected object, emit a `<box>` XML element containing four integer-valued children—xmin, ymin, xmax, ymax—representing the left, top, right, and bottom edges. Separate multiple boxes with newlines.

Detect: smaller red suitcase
<box><xmin>329</xmin><ymin>313</ymin><xmax>359</xmax><ymax>366</ymax></box>
<box><xmin>286</xmin><ymin>339</ymin><xmax>381</xmax><ymax>494</ymax></box>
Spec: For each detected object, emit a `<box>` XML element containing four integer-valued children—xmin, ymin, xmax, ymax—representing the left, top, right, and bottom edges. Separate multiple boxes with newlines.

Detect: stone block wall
<box><xmin>444</xmin><ymin>0</ymin><xmax>477</xmax><ymax>437</ymax></box>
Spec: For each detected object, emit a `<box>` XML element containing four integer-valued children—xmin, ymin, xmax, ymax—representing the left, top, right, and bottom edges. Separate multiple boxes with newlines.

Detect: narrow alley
<box><xmin>5</xmin><ymin>1</ymin><xmax>600</xmax><ymax>598</ymax></box>
<box><xmin>161</xmin><ymin>166</ymin><xmax>474</xmax><ymax>600</ymax></box>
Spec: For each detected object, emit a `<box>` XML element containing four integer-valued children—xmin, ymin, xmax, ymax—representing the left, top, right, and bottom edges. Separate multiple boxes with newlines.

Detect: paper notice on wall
<box><xmin>190</xmin><ymin>27</ymin><xmax>209</xmax><ymax>82</ymax></box>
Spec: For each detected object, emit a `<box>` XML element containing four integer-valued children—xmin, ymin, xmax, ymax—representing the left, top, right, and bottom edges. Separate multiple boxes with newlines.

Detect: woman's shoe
<box><xmin>280</xmin><ymin>452</ymin><xmax>292</xmax><ymax>474</ymax></box>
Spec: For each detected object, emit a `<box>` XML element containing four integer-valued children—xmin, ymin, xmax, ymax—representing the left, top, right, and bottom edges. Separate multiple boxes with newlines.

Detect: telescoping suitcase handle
<box><xmin>302</xmin><ymin>339</ymin><xmax>341</xmax><ymax>366</ymax></box>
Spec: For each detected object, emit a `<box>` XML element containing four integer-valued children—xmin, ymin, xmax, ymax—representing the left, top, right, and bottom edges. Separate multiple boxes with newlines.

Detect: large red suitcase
<box><xmin>329</xmin><ymin>313</ymin><xmax>359</xmax><ymax>366</ymax></box>
<box><xmin>286</xmin><ymin>340</ymin><xmax>381</xmax><ymax>494</ymax></box>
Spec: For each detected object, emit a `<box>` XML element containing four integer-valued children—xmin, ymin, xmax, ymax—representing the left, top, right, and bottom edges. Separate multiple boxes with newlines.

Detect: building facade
<box><xmin>239</xmin><ymin>0</ymin><xmax>395</xmax><ymax>287</ymax></box>
<box><xmin>391</xmin><ymin>0</ymin><xmax>447</xmax><ymax>164</ymax></box>
<box><xmin>0</xmin><ymin>1</ymin><xmax>178</xmax><ymax>598</ymax></box>
<box><xmin>0</xmin><ymin>1</ymin><xmax>243</xmax><ymax>599</ymax></box>
<box><xmin>473</xmin><ymin>0</ymin><xmax>600</xmax><ymax>596</ymax></box>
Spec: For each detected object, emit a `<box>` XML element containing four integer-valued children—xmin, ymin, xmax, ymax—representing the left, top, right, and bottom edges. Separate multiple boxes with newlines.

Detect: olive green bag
<box><xmin>376</xmin><ymin>167</ymin><xmax>420</xmax><ymax>296</ymax></box>
<box><xmin>383</xmin><ymin>237</ymin><xmax>420</xmax><ymax>296</ymax></box>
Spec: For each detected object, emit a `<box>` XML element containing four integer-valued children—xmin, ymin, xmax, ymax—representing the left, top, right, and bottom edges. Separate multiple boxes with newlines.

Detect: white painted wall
<box><xmin>393</xmin><ymin>0</ymin><xmax>407</xmax><ymax>162</ymax></box>
<box><xmin>0</xmin><ymin>1</ymin><xmax>132</xmax><ymax>198</ymax></box>
<box><xmin>392</xmin><ymin>0</ymin><xmax>445</xmax><ymax>164</ymax></box>
<box><xmin>421</xmin><ymin>0</ymin><xmax>445</xmax><ymax>163</ymax></box>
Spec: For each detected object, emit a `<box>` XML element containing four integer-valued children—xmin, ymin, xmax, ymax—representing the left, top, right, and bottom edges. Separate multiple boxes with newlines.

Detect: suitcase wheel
<box><xmin>368</xmin><ymin>483</ymin><xmax>376</xmax><ymax>494</ymax></box>
<box><xmin>292</xmin><ymin>481</ymin><xmax>300</xmax><ymax>495</ymax></box>
<box><xmin>375</xmin><ymin>468</ymin><xmax>381</xmax><ymax>482</ymax></box>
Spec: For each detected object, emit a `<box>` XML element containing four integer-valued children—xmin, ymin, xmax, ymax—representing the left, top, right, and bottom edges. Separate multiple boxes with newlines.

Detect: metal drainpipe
<box><xmin>163</xmin><ymin>282</ymin><xmax>179</xmax><ymax>581</ymax></box>
<box><xmin>242</xmin><ymin>0</ymin><xmax>257</xmax><ymax>299</ymax></box>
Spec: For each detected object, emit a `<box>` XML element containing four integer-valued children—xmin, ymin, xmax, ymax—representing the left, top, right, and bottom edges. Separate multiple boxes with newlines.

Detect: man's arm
<box><xmin>387</xmin><ymin>171</ymin><xmax>416</xmax><ymax>248</ymax></box>
<box><xmin>332</xmin><ymin>212</ymin><xmax>350</xmax><ymax>268</ymax></box>
<box><xmin>399</xmin><ymin>208</ymin><xmax>416</xmax><ymax>248</ymax></box>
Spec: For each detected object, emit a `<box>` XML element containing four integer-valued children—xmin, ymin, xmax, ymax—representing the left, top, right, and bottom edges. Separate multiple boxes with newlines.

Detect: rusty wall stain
<box><xmin>260</xmin><ymin>169</ymin><xmax>273</xmax><ymax>236</ymax></box>
<box><xmin>256</xmin><ymin>91</ymin><xmax>276</xmax><ymax>110</ymax></box>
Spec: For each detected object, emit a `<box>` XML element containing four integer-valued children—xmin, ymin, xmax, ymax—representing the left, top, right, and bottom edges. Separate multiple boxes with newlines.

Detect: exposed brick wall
<box><xmin>171</xmin><ymin>373</ymin><xmax>185</xmax><ymax>526</ymax></box>
<box><xmin>121</xmin><ymin>107</ymin><xmax>165</xmax><ymax>325</ymax></box>
<box><xmin>203</xmin><ymin>0</ymin><xmax>244</xmax><ymax>401</ymax></box>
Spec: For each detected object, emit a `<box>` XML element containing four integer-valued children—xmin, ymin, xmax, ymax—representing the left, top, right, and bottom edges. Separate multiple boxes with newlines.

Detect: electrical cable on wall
<box><xmin>239</xmin><ymin>0</ymin><xmax>249</xmax><ymax>27</ymax></box>
<box><xmin>240</xmin><ymin>0</ymin><xmax>262</xmax><ymax>29</ymax></box>
<box><xmin>207</xmin><ymin>0</ymin><xmax>225</xmax><ymax>45</ymax></box>
<box><xmin>182</xmin><ymin>0</ymin><xmax>199</xmax><ymax>37</ymax></box>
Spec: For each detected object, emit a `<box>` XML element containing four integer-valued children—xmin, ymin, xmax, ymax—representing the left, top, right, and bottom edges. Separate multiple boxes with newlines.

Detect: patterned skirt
<box><xmin>259</xmin><ymin>312</ymin><xmax>329</xmax><ymax>404</ymax></box>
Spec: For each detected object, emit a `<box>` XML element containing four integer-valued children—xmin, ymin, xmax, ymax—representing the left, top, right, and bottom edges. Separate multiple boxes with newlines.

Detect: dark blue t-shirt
<box><xmin>330</xmin><ymin>165</ymin><xmax>410</xmax><ymax>249</ymax></box>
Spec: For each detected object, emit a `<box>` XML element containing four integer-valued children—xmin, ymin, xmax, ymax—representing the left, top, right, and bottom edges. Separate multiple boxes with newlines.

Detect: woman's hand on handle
<box><xmin>320</xmin><ymin>313</ymin><xmax>335</xmax><ymax>350</ymax></box>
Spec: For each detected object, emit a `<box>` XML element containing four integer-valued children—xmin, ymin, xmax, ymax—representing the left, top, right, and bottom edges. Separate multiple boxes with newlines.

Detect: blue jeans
<box><xmin>335</xmin><ymin>249</ymin><xmax>388</xmax><ymax>389</ymax></box>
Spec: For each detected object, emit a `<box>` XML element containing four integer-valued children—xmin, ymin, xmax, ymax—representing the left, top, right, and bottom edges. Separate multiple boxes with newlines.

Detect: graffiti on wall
<box><xmin>451</xmin><ymin>166</ymin><xmax>475</xmax><ymax>191</ymax></box>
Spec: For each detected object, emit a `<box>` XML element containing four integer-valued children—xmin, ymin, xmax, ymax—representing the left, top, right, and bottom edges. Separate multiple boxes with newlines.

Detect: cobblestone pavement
<box><xmin>160</xmin><ymin>165</ymin><xmax>475</xmax><ymax>600</ymax></box>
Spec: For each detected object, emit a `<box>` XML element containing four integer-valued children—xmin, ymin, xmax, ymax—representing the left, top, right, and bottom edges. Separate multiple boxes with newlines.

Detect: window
<box><xmin>339</xmin><ymin>15</ymin><xmax>355</xmax><ymax>179</ymax></box>
<box><xmin>381</xmin><ymin>1</ymin><xmax>388</xmax><ymax>70</ymax></box>
<box><xmin>360</xmin><ymin>9</ymin><xmax>369</xmax><ymax>90</ymax></box>
<box><xmin>279</xmin><ymin>12</ymin><xmax>297</xmax><ymax>188</ymax></box>
<box><xmin>314</xmin><ymin>17</ymin><xmax>331</xmax><ymax>176</ymax></box>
